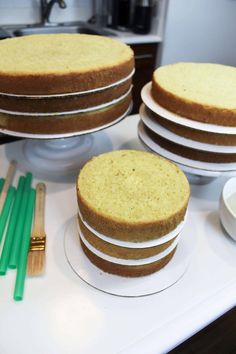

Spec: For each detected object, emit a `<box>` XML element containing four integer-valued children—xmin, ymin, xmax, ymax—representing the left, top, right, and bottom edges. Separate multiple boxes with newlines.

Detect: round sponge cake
<box><xmin>0</xmin><ymin>34</ymin><xmax>134</xmax><ymax>95</ymax></box>
<box><xmin>152</xmin><ymin>62</ymin><xmax>236</xmax><ymax>126</ymax></box>
<box><xmin>77</xmin><ymin>150</ymin><xmax>190</xmax><ymax>242</ymax></box>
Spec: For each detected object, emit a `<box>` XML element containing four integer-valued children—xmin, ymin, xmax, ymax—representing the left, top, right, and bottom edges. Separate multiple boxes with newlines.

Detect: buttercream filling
<box><xmin>78</xmin><ymin>207</ymin><xmax>187</xmax><ymax>248</ymax></box>
<box><xmin>78</xmin><ymin>223</ymin><xmax>180</xmax><ymax>266</ymax></box>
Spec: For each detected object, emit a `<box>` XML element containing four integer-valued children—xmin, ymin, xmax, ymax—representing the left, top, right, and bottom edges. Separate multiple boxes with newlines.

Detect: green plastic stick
<box><xmin>0</xmin><ymin>176</ymin><xmax>25</xmax><ymax>275</ymax></box>
<box><xmin>14</xmin><ymin>188</ymin><xmax>35</xmax><ymax>301</ymax></box>
<box><xmin>8</xmin><ymin>173</ymin><xmax>32</xmax><ymax>269</ymax></box>
<box><xmin>0</xmin><ymin>178</ymin><xmax>5</xmax><ymax>193</ymax></box>
<box><xmin>0</xmin><ymin>186</ymin><xmax>15</xmax><ymax>245</ymax></box>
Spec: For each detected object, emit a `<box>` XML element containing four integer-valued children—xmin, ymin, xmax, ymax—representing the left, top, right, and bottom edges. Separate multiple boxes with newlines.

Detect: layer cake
<box><xmin>0</xmin><ymin>34</ymin><xmax>134</xmax><ymax>134</ymax></box>
<box><xmin>77</xmin><ymin>150</ymin><xmax>190</xmax><ymax>276</ymax></box>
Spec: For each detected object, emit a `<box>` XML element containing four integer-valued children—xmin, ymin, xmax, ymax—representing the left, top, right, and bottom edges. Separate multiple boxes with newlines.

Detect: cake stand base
<box><xmin>23</xmin><ymin>136</ymin><xmax>95</xmax><ymax>175</ymax></box>
<box><xmin>1</xmin><ymin>103</ymin><xmax>132</xmax><ymax>176</ymax></box>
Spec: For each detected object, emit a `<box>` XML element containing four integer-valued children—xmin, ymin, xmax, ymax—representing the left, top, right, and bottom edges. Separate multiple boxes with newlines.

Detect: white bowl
<box><xmin>219</xmin><ymin>177</ymin><xmax>236</xmax><ymax>241</ymax></box>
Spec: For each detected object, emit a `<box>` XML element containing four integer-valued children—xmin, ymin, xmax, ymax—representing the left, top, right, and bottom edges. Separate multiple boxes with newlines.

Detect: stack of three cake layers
<box><xmin>77</xmin><ymin>150</ymin><xmax>190</xmax><ymax>277</ymax></box>
<box><xmin>0</xmin><ymin>34</ymin><xmax>134</xmax><ymax>135</ymax></box>
<box><xmin>139</xmin><ymin>62</ymin><xmax>236</xmax><ymax>174</ymax></box>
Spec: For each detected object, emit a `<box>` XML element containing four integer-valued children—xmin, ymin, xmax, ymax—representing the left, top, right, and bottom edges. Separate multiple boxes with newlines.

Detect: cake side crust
<box><xmin>77</xmin><ymin>150</ymin><xmax>190</xmax><ymax>242</ymax></box>
<box><xmin>144</xmin><ymin>124</ymin><xmax>236</xmax><ymax>163</ymax></box>
<box><xmin>0</xmin><ymin>93</ymin><xmax>131</xmax><ymax>134</ymax></box>
<box><xmin>150</xmin><ymin>109</ymin><xmax>236</xmax><ymax>146</ymax></box>
<box><xmin>78</xmin><ymin>214</ymin><xmax>177</xmax><ymax>259</ymax></box>
<box><xmin>0</xmin><ymin>59</ymin><xmax>134</xmax><ymax>95</ymax></box>
<box><xmin>77</xmin><ymin>190</ymin><xmax>188</xmax><ymax>242</ymax></box>
<box><xmin>81</xmin><ymin>238</ymin><xmax>176</xmax><ymax>277</ymax></box>
<box><xmin>0</xmin><ymin>79</ymin><xmax>132</xmax><ymax>113</ymax></box>
<box><xmin>152</xmin><ymin>78</ymin><xmax>236</xmax><ymax>127</ymax></box>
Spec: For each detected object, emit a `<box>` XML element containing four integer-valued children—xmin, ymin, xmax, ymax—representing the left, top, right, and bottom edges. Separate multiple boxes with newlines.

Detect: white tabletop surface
<box><xmin>111</xmin><ymin>31</ymin><xmax>162</xmax><ymax>45</ymax></box>
<box><xmin>0</xmin><ymin>115</ymin><xmax>236</xmax><ymax>354</ymax></box>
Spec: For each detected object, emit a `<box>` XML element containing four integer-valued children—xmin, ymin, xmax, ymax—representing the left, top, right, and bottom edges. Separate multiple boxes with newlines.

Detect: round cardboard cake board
<box><xmin>64</xmin><ymin>215</ymin><xmax>197</xmax><ymax>297</ymax></box>
<box><xmin>141</xmin><ymin>82</ymin><xmax>236</xmax><ymax>135</ymax></box>
<box><xmin>138</xmin><ymin>121</ymin><xmax>236</xmax><ymax>174</ymax></box>
<box><xmin>0</xmin><ymin>105</ymin><xmax>131</xmax><ymax>140</ymax></box>
<box><xmin>0</xmin><ymin>86</ymin><xmax>132</xmax><ymax>117</ymax></box>
<box><xmin>140</xmin><ymin>104</ymin><xmax>236</xmax><ymax>154</ymax></box>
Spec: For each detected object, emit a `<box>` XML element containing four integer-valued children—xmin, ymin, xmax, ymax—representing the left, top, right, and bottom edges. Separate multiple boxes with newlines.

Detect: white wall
<box><xmin>161</xmin><ymin>0</ymin><xmax>236</xmax><ymax>66</ymax></box>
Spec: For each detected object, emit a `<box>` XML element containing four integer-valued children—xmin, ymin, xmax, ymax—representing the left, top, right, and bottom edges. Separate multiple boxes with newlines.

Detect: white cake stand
<box><xmin>0</xmin><ymin>72</ymin><xmax>134</xmax><ymax>176</ymax></box>
<box><xmin>0</xmin><ymin>104</ymin><xmax>132</xmax><ymax>176</ymax></box>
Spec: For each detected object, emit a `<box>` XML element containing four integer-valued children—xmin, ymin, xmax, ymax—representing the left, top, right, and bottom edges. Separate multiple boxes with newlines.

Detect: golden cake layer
<box><xmin>143</xmin><ymin>124</ymin><xmax>236</xmax><ymax>163</ymax></box>
<box><xmin>0</xmin><ymin>93</ymin><xmax>131</xmax><ymax>134</ymax></box>
<box><xmin>152</xmin><ymin>62</ymin><xmax>236</xmax><ymax>126</ymax></box>
<box><xmin>77</xmin><ymin>150</ymin><xmax>190</xmax><ymax>242</ymax></box>
<box><xmin>0</xmin><ymin>79</ymin><xmax>131</xmax><ymax>113</ymax></box>
<box><xmin>149</xmin><ymin>108</ymin><xmax>236</xmax><ymax>146</ymax></box>
<box><xmin>80</xmin><ymin>239</ymin><xmax>176</xmax><ymax>277</ymax></box>
<box><xmin>0</xmin><ymin>34</ymin><xmax>134</xmax><ymax>95</ymax></box>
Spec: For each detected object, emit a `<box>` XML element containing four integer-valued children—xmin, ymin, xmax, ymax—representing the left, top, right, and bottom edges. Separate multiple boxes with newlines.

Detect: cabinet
<box><xmin>130</xmin><ymin>43</ymin><xmax>159</xmax><ymax>114</ymax></box>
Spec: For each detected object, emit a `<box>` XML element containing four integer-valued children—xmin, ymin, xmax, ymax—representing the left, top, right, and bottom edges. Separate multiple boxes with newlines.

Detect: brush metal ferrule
<box><xmin>29</xmin><ymin>236</ymin><xmax>46</xmax><ymax>251</ymax></box>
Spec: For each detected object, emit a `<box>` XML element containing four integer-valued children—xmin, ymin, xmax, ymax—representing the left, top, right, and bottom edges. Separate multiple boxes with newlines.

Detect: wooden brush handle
<box><xmin>0</xmin><ymin>160</ymin><xmax>17</xmax><ymax>214</ymax></box>
<box><xmin>32</xmin><ymin>183</ymin><xmax>46</xmax><ymax>236</ymax></box>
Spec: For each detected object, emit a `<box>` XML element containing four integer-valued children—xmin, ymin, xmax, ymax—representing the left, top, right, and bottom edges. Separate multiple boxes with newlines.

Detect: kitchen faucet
<box><xmin>41</xmin><ymin>0</ymin><xmax>67</xmax><ymax>25</ymax></box>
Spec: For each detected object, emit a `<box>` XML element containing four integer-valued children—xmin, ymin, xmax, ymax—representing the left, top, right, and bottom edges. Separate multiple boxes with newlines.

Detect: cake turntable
<box><xmin>0</xmin><ymin>75</ymin><xmax>133</xmax><ymax>176</ymax></box>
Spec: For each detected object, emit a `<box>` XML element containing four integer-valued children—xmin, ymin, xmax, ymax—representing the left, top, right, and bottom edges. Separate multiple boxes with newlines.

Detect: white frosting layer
<box><xmin>78</xmin><ymin>222</ymin><xmax>181</xmax><ymax>266</ymax></box>
<box><xmin>78</xmin><ymin>207</ymin><xmax>187</xmax><ymax>248</ymax></box>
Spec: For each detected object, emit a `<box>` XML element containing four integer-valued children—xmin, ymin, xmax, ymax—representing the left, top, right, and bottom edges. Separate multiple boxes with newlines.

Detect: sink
<box><xmin>13</xmin><ymin>23</ymin><xmax>116</xmax><ymax>37</ymax></box>
<box><xmin>14</xmin><ymin>25</ymin><xmax>98</xmax><ymax>36</ymax></box>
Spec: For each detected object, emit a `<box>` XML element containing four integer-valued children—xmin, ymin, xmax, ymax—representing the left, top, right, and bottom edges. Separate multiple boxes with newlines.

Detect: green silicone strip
<box><xmin>14</xmin><ymin>188</ymin><xmax>35</xmax><ymax>301</ymax></box>
<box><xmin>8</xmin><ymin>172</ymin><xmax>32</xmax><ymax>269</ymax></box>
<box><xmin>0</xmin><ymin>176</ymin><xmax>25</xmax><ymax>275</ymax></box>
<box><xmin>0</xmin><ymin>178</ymin><xmax>5</xmax><ymax>193</ymax></box>
<box><xmin>0</xmin><ymin>186</ymin><xmax>16</xmax><ymax>245</ymax></box>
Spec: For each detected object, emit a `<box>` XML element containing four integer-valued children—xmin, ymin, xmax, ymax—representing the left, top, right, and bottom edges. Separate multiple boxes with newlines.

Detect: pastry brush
<box><xmin>27</xmin><ymin>183</ymin><xmax>46</xmax><ymax>276</ymax></box>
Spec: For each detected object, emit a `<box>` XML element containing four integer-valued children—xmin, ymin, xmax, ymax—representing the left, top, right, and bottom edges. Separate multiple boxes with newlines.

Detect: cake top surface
<box><xmin>77</xmin><ymin>150</ymin><xmax>190</xmax><ymax>223</ymax></box>
<box><xmin>0</xmin><ymin>34</ymin><xmax>133</xmax><ymax>75</ymax></box>
<box><xmin>153</xmin><ymin>62</ymin><xmax>236</xmax><ymax>110</ymax></box>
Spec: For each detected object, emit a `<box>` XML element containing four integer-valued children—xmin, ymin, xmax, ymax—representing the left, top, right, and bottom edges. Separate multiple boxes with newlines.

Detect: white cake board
<box><xmin>138</xmin><ymin>121</ymin><xmax>236</xmax><ymax>174</ymax></box>
<box><xmin>78</xmin><ymin>207</ymin><xmax>188</xmax><ymax>248</ymax></box>
<box><xmin>141</xmin><ymin>82</ymin><xmax>236</xmax><ymax>134</ymax></box>
<box><xmin>0</xmin><ymin>105</ymin><xmax>131</xmax><ymax>140</ymax></box>
<box><xmin>4</xmin><ymin>105</ymin><xmax>132</xmax><ymax>176</ymax></box>
<box><xmin>64</xmin><ymin>216</ymin><xmax>197</xmax><ymax>297</ymax></box>
<box><xmin>0</xmin><ymin>86</ymin><xmax>132</xmax><ymax>116</ymax></box>
<box><xmin>140</xmin><ymin>104</ymin><xmax>236</xmax><ymax>154</ymax></box>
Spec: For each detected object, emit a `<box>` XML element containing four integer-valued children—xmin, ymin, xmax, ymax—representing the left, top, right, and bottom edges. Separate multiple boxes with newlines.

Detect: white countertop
<box><xmin>1</xmin><ymin>25</ymin><xmax>162</xmax><ymax>45</ymax></box>
<box><xmin>107</xmin><ymin>28</ymin><xmax>162</xmax><ymax>44</ymax></box>
<box><xmin>0</xmin><ymin>115</ymin><xmax>236</xmax><ymax>354</ymax></box>
<box><xmin>117</xmin><ymin>34</ymin><xmax>161</xmax><ymax>45</ymax></box>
